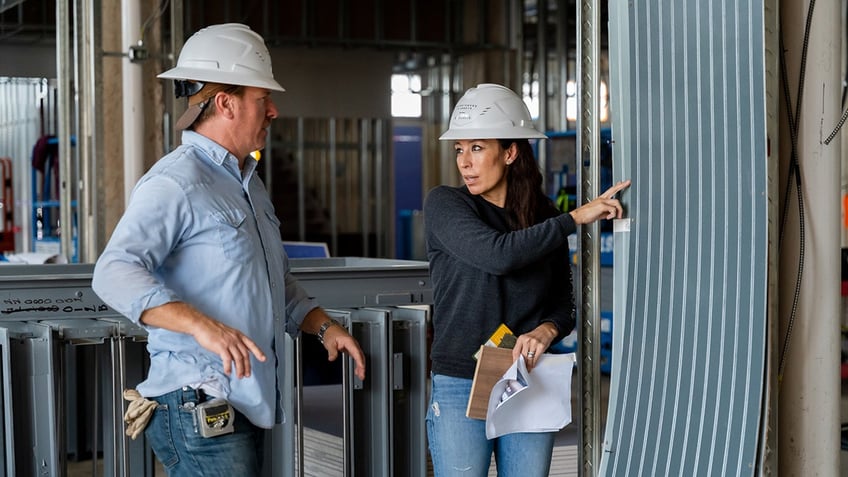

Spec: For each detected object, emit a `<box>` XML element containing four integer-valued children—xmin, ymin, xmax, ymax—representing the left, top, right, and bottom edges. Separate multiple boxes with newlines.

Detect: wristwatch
<box><xmin>317</xmin><ymin>319</ymin><xmax>341</xmax><ymax>344</ymax></box>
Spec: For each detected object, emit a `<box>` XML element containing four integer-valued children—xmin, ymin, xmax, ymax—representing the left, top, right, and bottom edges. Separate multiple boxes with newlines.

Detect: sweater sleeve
<box><xmin>423</xmin><ymin>186</ymin><xmax>576</xmax><ymax>276</ymax></box>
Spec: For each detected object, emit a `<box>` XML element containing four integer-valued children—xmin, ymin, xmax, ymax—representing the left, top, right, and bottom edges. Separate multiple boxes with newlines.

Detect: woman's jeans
<box><xmin>145</xmin><ymin>387</ymin><xmax>264</xmax><ymax>477</ymax></box>
<box><xmin>426</xmin><ymin>373</ymin><xmax>555</xmax><ymax>477</ymax></box>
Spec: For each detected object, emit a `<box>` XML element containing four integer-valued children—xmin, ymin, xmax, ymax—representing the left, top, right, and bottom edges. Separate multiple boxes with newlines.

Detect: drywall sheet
<box><xmin>603</xmin><ymin>1</ymin><xmax>768</xmax><ymax>475</ymax></box>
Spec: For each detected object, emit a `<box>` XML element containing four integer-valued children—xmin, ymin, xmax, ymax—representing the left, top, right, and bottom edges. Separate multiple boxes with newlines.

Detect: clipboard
<box><xmin>466</xmin><ymin>346</ymin><xmax>515</xmax><ymax>420</ymax></box>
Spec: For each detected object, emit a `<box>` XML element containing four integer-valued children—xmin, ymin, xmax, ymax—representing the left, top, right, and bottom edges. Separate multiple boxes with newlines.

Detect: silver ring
<box><xmin>527</xmin><ymin>351</ymin><xmax>536</xmax><ymax>358</ymax></box>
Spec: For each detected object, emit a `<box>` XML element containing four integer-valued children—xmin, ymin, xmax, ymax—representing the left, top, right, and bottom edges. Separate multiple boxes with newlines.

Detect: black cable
<box><xmin>777</xmin><ymin>0</ymin><xmax>816</xmax><ymax>382</ymax></box>
<box><xmin>778</xmin><ymin>34</ymin><xmax>797</xmax><ymax>251</ymax></box>
<box><xmin>824</xmin><ymin>106</ymin><xmax>848</xmax><ymax>145</ymax></box>
<box><xmin>823</xmin><ymin>1</ymin><xmax>848</xmax><ymax>146</ymax></box>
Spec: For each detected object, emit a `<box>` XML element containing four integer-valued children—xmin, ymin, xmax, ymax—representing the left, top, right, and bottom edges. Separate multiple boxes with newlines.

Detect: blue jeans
<box><xmin>145</xmin><ymin>387</ymin><xmax>264</xmax><ymax>477</ymax></box>
<box><xmin>426</xmin><ymin>374</ymin><xmax>555</xmax><ymax>477</ymax></box>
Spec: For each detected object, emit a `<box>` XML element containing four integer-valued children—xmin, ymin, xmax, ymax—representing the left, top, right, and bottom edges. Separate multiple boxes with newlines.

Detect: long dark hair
<box><xmin>499</xmin><ymin>139</ymin><xmax>559</xmax><ymax>230</ymax></box>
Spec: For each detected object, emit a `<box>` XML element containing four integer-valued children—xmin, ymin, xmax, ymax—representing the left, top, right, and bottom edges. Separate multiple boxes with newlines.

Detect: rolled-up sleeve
<box><xmin>92</xmin><ymin>176</ymin><xmax>191</xmax><ymax>324</ymax></box>
<box><xmin>281</xmin><ymin>251</ymin><xmax>318</xmax><ymax>336</ymax></box>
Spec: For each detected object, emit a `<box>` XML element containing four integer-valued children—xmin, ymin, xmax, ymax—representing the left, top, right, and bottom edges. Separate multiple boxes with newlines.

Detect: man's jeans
<box><xmin>145</xmin><ymin>387</ymin><xmax>264</xmax><ymax>477</ymax></box>
<box><xmin>426</xmin><ymin>373</ymin><xmax>555</xmax><ymax>477</ymax></box>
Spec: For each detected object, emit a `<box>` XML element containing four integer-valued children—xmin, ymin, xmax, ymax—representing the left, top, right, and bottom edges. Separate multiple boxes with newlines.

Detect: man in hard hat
<box><xmin>93</xmin><ymin>23</ymin><xmax>366</xmax><ymax>475</ymax></box>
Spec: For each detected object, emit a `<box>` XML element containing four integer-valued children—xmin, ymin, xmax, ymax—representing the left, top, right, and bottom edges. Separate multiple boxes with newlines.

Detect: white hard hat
<box><xmin>158</xmin><ymin>23</ymin><xmax>285</xmax><ymax>92</ymax></box>
<box><xmin>439</xmin><ymin>83</ymin><xmax>546</xmax><ymax>141</ymax></box>
<box><xmin>159</xmin><ymin>23</ymin><xmax>284</xmax><ymax>129</ymax></box>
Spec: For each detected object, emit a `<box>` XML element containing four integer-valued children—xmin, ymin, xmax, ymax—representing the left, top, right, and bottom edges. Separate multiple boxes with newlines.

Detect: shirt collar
<box><xmin>181</xmin><ymin>130</ymin><xmax>233</xmax><ymax>166</ymax></box>
<box><xmin>180</xmin><ymin>129</ymin><xmax>257</xmax><ymax>179</ymax></box>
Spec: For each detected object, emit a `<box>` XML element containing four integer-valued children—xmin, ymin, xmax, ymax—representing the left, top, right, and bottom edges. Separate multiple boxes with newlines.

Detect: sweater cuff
<box><xmin>558</xmin><ymin>213</ymin><xmax>577</xmax><ymax>236</ymax></box>
<box><xmin>541</xmin><ymin>319</ymin><xmax>566</xmax><ymax>342</ymax></box>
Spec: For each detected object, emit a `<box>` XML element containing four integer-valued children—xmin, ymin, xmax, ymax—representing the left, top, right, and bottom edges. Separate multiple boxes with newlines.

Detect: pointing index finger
<box><xmin>599</xmin><ymin>179</ymin><xmax>632</xmax><ymax>199</ymax></box>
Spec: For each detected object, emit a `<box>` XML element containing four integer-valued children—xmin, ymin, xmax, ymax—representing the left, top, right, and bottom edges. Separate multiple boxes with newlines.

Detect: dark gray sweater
<box><xmin>424</xmin><ymin>185</ymin><xmax>577</xmax><ymax>379</ymax></box>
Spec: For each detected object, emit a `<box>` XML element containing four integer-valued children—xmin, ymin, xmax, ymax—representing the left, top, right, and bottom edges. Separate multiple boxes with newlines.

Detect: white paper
<box><xmin>485</xmin><ymin>352</ymin><xmax>575</xmax><ymax>439</ymax></box>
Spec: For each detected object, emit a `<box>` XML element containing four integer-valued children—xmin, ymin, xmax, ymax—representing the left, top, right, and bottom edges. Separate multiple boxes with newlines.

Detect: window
<box><xmin>391</xmin><ymin>74</ymin><xmax>422</xmax><ymax>118</ymax></box>
<box><xmin>524</xmin><ymin>79</ymin><xmax>609</xmax><ymax>124</ymax></box>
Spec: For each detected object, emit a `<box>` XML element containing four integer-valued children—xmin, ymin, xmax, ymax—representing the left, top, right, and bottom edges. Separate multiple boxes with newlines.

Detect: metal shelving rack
<box><xmin>0</xmin><ymin>258</ymin><xmax>432</xmax><ymax>477</ymax></box>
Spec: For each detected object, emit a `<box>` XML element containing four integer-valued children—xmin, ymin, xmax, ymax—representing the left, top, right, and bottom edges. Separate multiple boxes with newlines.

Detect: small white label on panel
<box><xmin>613</xmin><ymin>218</ymin><xmax>632</xmax><ymax>233</ymax></box>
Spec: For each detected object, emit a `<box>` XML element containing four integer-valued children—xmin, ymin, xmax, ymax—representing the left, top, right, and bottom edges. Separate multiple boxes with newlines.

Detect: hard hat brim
<box><xmin>158</xmin><ymin>67</ymin><xmax>286</xmax><ymax>92</ymax></box>
<box><xmin>438</xmin><ymin>128</ymin><xmax>548</xmax><ymax>141</ymax></box>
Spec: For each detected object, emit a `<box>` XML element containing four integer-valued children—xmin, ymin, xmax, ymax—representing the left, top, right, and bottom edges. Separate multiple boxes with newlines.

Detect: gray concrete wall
<box><xmin>270</xmin><ymin>47</ymin><xmax>393</xmax><ymax>119</ymax></box>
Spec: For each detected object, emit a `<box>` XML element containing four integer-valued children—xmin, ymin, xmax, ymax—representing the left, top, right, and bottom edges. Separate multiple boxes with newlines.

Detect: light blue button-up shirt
<box><xmin>92</xmin><ymin>130</ymin><xmax>317</xmax><ymax>428</ymax></box>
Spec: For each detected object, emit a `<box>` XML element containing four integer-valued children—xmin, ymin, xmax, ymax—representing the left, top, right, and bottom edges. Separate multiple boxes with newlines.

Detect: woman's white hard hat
<box><xmin>439</xmin><ymin>83</ymin><xmax>547</xmax><ymax>141</ymax></box>
<box><xmin>158</xmin><ymin>23</ymin><xmax>285</xmax><ymax>92</ymax></box>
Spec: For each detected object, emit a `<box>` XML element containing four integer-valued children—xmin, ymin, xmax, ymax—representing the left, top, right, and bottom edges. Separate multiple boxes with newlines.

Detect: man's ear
<box><xmin>214</xmin><ymin>92</ymin><xmax>236</xmax><ymax>120</ymax></box>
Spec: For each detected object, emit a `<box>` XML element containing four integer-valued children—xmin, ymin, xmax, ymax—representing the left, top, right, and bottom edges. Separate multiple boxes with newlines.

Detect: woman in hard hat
<box><xmin>424</xmin><ymin>83</ymin><xmax>630</xmax><ymax>476</ymax></box>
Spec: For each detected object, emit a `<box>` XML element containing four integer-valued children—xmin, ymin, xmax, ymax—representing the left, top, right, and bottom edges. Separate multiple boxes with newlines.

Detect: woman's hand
<box><xmin>568</xmin><ymin>179</ymin><xmax>632</xmax><ymax>225</ymax></box>
<box><xmin>513</xmin><ymin>322</ymin><xmax>558</xmax><ymax>372</ymax></box>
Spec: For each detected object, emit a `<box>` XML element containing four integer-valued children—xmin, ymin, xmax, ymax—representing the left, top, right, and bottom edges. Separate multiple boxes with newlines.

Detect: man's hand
<box><xmin>140</xmin><ymin>302</ymin><xmax>266</xmax><ymax>379</ymax></box>
<box><xmin>303</xmin><ymin>308</ymin><xmax>367</xmax><ymax>381</ymax></box>
<box><xmin>321</xmin><ymin>323</ymin><xmax>367</xmax><ymax>381</ymax></box>
<box><xmin>191</xmin><ymin>316</ymin><xmax>267</xmax><ymax>378</ymax></box>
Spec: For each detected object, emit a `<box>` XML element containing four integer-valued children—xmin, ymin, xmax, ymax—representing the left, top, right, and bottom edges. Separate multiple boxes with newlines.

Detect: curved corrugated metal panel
<box><xmin>601</xmin><ymin>1</ymin><xmax>768</xmax><ymax>476</ymax></box>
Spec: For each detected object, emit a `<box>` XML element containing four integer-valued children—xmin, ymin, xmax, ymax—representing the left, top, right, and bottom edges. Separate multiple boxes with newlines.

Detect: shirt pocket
<box><xmin>264</xmin><ymin>209</ymin><xmax>282</xmax><ymax>232</ymax></box>
<box><xmin>261</xmin><ymin>210</ymin><xmax>285</xmax><ymax>269</ymax></box>
<box><xmin>211</xmin><ymin>208</ymin><xmax>254</xmax><ymax>262</ymax></box>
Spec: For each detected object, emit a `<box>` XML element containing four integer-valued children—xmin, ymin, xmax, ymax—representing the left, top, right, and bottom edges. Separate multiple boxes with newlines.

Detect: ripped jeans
<box><xmin>425</xmin><ymin>373</ymin><xmax>555</xmax><ymax>477</ymax></box>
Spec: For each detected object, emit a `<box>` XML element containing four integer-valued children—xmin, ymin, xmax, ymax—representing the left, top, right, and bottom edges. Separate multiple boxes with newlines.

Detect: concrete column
<box><xmin>100</xmin><ymin>0</ymin><xmax>124</xmax><ymax>242</ymax></box>
<box><xmin>777</xmin><ymin>0</ymin><xmax>842</xmax><ymax>475</ymax></box>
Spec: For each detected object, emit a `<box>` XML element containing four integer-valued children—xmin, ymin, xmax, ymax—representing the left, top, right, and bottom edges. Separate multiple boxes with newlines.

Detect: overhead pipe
<box><xmin>75</xmin><ymin>0</ymin><xmax>99</xmax><ymax>263</ymax></box>
<box><xmin>166</xmin><ymin>0</ymin><xmax>184</xmax><ymax>153</ymax></box>
<box><xmin>121</xmin><ymin>0</ymin><xmax>144</xmax><ymax>207</ymax></box>
<box><xmin>56</xmin><ymin>0</ymin><xmax>74</xmax><ymax>261</ymax></box>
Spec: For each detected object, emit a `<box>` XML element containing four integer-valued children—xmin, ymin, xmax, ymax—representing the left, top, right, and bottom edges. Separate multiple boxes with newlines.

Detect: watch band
<box><xmin>317</xmin><ymin>319</ymin><xmax>339</xmax><ymax>344</ymax></box>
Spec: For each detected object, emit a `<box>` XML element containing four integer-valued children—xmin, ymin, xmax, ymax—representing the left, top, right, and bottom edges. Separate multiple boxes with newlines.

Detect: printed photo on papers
<box><xmin>497</xmin><ymin>366</ymin><xmax>528</xmax><ymax>409</ymax></box>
